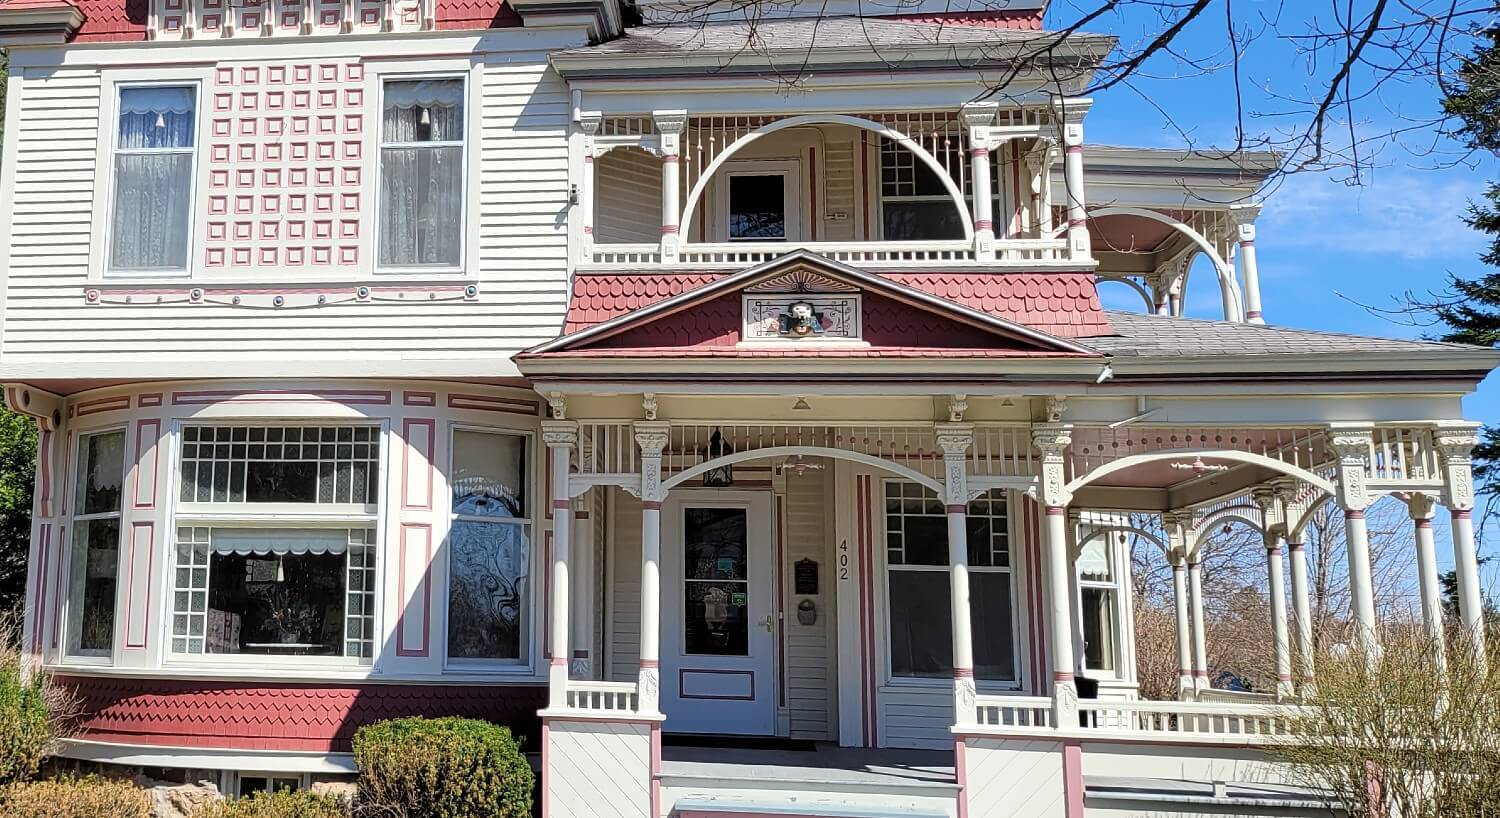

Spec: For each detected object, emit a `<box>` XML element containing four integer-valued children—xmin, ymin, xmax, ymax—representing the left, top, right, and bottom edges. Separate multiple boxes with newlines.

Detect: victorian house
<box><xmin>0</xmin><ymin>0</ymin><xmax>1493</xmax><ymax>813</ymax></box>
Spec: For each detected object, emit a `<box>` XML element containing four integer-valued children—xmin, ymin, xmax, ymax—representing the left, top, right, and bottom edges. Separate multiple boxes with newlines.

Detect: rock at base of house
<box><xmin>134</xmin><ymin>775</ymin><xmax>221</xmax><ymax>818</ymax></box>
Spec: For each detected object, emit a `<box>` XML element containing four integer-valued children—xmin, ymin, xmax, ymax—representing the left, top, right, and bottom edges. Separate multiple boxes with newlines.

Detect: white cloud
<box><xmin>1260</xmin><ymin>171</ymin><xmax>1490</xmax><ymax>261</ymax></box>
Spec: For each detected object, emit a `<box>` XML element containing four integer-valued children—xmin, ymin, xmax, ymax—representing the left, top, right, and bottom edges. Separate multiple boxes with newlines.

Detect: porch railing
<box><xmin>1079</xmin><ymin>700</ymin><xmax>1304</xmax><ymax>742</ymax></box>
<box><xmin>1195</xmin><ymin>688</ymin><xmax>1278</xmax><ymax>706</ymax></box>
<box><xmin>564</xmin><ymin>681</ymin><xmax>640</xmax><ymax>715</ymax></box>
<box><xmin>974</xmin><ymin>694</ymin><xmax>1054</xmax><ymax>728</ymax></box>
<box><xmin>582</xmin><ymin>238</ymin><xmax>1073</xmax><ymax>269</ymax></box>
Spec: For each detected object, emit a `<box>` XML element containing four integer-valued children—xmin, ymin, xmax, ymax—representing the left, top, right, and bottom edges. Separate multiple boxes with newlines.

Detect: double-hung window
<box><xmin>110</xmin><ymin>86</ymin><xmax>196</xmax><ymax>274</ymax></box>
<box><xmin>884</xmin><ymin>482</ymin><xmax>1016</xmax><ymax>683</ymax></box>
<box><xmin>446</xmin><ymin>429</ymin><xmax>532</xmax><ymax>666</ymax></box>
<box><xmin>879</xmin><ymin>139</ymin><xmax>969</xmax><ymax>241</ymax></box>
<box><xmin>379</xmin><ymin>78</ymin><xmax>465</xmax><ymax>269</ymax></box>
<box><xmin>1078</xmin><ymin>535</ymin><xmax>1121</xmax><ymax>673</ymax></box>
<box><xmin>169</xmin><ymin>426</ymin><xmax>381</xmax><ymax>662</ymax></box>
<box><xmin>66</xmin><ymin>430</ymin><xmax>127</xmax><ymax>658</ymax></box>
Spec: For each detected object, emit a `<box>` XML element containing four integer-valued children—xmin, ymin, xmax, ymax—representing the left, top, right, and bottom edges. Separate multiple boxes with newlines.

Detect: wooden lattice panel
<box><xmin>203</xmin><ymin>61</ymin><xmax>366</xmax><ymax>270</ymax></box>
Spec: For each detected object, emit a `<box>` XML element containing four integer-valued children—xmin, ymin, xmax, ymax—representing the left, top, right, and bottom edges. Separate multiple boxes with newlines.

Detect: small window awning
<box><xmin>211</xmin><ymin>528</ymin><xmax>356</xmax><ymax>556</ymax></box>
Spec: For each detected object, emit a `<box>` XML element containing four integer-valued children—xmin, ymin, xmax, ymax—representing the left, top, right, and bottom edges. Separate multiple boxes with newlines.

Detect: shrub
<box><xmin>0</xmin><ymin>620</ymin><xmax>73</xmax><ymax>786</ymax></box>
<box><xmin>0</xmin><ymin>775</ymin><xmax>152</xmax><ymax>818</ymax></box>
<box><xmin>192</xmin><ymin>788</ymin><xmax>348</xmax><ymax>818</ymax></box>
<box><xmin>353</xmin><ymin>716</ymin><xmax>532</xmax><ymax>818</ymax></box>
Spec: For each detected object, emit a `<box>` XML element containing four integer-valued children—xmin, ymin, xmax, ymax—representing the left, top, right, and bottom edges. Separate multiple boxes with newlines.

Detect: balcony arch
<box><xmin>662</xmin><ymin>444</ymin><xmax>943</xmax><ymax>495</ymax></box>
<box><xmin>1064</xmin><ymin>450</ymin><xmax>1337</xmax><ymax>502</ymax></box>
<box><xmin>1068</xmin><ymin>207</ymin><xmax>1245</xmax><ymax>321</ymax></box>
<box><xmin>677</xmin><ymin>114</ymin><xmax>975</xmax><ymax>245</ymax></box>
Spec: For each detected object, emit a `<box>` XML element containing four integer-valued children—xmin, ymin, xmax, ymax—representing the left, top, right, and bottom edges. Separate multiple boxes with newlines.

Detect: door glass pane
<box><xmin>683</xmin><ymin>508</ymin><xmax>749</xmax><ymax>656</ymax></box>
<box><xmin>728</xmin><ymin>175</ymin><xmax>786</xmax><ymax>240</ymax></box>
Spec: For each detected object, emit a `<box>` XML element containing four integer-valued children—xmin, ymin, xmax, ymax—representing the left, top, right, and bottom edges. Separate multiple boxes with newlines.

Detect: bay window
<box><xmin>169</xmin><ymin>426</ymin><xmax>380</xmax><ymax>662</ymax></box>
<box><xmin>66</xmin><ymin>430</ymin><xmax>127</xmax><ymax>658</ymax></box>
<box><xmin>884</xmin><ymin>482</ymin><xmax>1016</xmax><ymax>683</ymax></box>
<box><xmin>446</xmin><ymin>429</ymin><xmax>531</xmax><ymax>666</ymax></box>
<box><xmin>1078</xmin><ymin>534</ymin><xmax>1120</xmax><ymax>673</ymax></box>
<box><xmin>379</xmin><ymin>78</ymin><xmax>465</xmax><ymax>269</ymax></box>
<box><xmin>110</xmin><ymin>85</ymin><xmax>196</xmax><ymax>273</ymax></box>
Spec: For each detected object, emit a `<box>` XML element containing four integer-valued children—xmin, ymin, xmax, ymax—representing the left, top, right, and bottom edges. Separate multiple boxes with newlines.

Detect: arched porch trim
<box><xmin>1064</xmin><ymin>450</ymin><xmax>1337</xmax><ymax>500</ymax></box>
<box><xmin>677</xmin><ymin>115</ymin><xmax>975</xmax><ymax>244</ymax></box>
<box><xmin>1076</xmin><ymin>521</ymin><xmax>1168</xmax><ymax>555</ymax></box>
<box><xmin>1190</xmin><ymin>509</ymin><xmax>1266</xmax><ymax>555</ymax></box>
<box><xmin>1084</xmin><ymin>207</ymin><xmax>1245</xmax><ymax>321</ymax></box>
<box><xmin>1095</xmin><ymin>274</ymin><xmax>1155</xmax><ymax>312</ymax></box>
<box><xmin>1287</xmin><ymin>492</ymin><xmax>1335</xmax><ymax>541</ymax></box>
<box><xmin>661</xmin><ymin>445</ymin><xmax>943</xmax><ymax>494</ymax></box>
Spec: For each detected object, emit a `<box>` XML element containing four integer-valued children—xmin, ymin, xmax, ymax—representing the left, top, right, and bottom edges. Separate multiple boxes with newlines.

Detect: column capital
<box><xmin>959</xmin><ymin>101</ymin><xmax>998</xmax><ymax>128</ymax></box>
<box><xmin>935</xmin><ymin>423</ymin><xmax>975</xmax><ymax>457</ymax></box>
<box><xmin>633</xmin><ymin>421</ymin><xmax>671</xmax><ymax>457</ymax></box>
<box><xmin>1432</xmin><ymin>422</ymin><xmax>1481</xmax><ymax>461</ymax></box>
<box><xmin>652</xmin><ymin>109</ymin><xmax>688</xmax><ymax>155</ymax></box>
<box><xmin>1328</xmin><ymin>424</ymin><xmax>1374</xmax><ymax>511</ymax></box>
<box><xmin>577</xmin><ymin>110</ymin><xmax>602</xmax><ymax>135</ymax></box>
<box><xmin>1432</xmin><ymin>422</ymin><xmax>1481</xmax><ymax>510</ymax></box>
<box><xmin>1032</xmin><ymin>423</ymin><xmax>1073</xmax><ymax>508</ymax></box>
<box><xmin>541</xmin><ymin>420</ymin><xmax>579</xmax><ymax>449</ymax></box>
<box><xmin>1229</xmin><ymin>201</ymin><xmax>1262</xmax><ymax>231</ymax></box>
<box><xmin>1051</xmin><ymin>97</ymin><xmax>1093</xmax><ymax>127</ymax></box>
<box><xmin>1406</xmin><ymin>491</ymin><xmax>1437</xmax><ymax>520</ymax></box>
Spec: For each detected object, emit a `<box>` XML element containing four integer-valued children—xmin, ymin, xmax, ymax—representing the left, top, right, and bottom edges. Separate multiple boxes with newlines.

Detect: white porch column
<box><xmin>1252</xmin><ymin>488</ymin><xmax>1293</xmax><ymax>699</ymax></box>
<box><xmin>1033</xmin><ymin>423</ymin><xmax>1078</xmax><ymax>725</ymax></box>
<box><xmin>1286</xmin><ymin>535</ymin><xmax>1316</xmax><ymax>695</ymax></box>
<box><xmin>578</xmin><ymin>112</ymin><xmax>601</xmax><ymax>257</ymax></box>
<box><xmin>1187</xmin><ymin>553</ymin><xmax>1209</xmax><ymax>694</ymax></box>
<box><xmin>653</xmin><ymin>110</ymin><xmax>687</xmax><ymax>263</ymax></box>
<box><xmin>1230</xmin><ymin>203</ymin><xmax>1265</xmax><ymax>324</ymax></box>
<box><xmin>570</xmin><ymin>490</ymin><xmax>596</xmax><ymax>680</ymax></box>
<box><xmin>1330</xmin><ymin>425</ymin><xmax>1380</xmax><ymax>663</ymax></box>
<box><xmin>961</xmin><ymin>103</ymin><xmax>997</xmax><ymax>262</ymax></box>
<box><xmin>1408</xmin><ymin>493</ymin><xmax>1448</xmax><ymax>677</ymax></box>
<box><xmin>634</xmin><ymin>421</ymin><xmax>670</xmax><ymax>715</ymax></box>
<box><xmin>1065</xmin><ymin>513</ymin><xmax>1086</xmax><ymax>674</ymax></box>
<box><xmin>1436</xmin><ymin>424</ymin><xmax>1486</xmax><ymax>664</ymax></box>
<box><xmin>543</xmin><ymin>421</ymin><xmax>579</xmax><ymax>707</ymax></box>
<box><xmin>1162</xmin><ymin>514</ymin><xmax>1194</xmax><ymax>699</ymax></box>
<box><xmin>938</xmin><ymin>424</ymin><xmax>977</xmax><ymax>726</ymax></box>
<box><xmin>1053</xmin><ymin>99</ymin><xmax>1092</xmax><ymax>262</ymax></box>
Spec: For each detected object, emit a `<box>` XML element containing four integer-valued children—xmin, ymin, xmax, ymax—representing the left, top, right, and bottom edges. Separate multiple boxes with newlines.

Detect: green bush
<box><xmin>353</xmin><ymin>716</ymin><xmax>532</xmax><ymax>818</ymax></box>
<box><xmin>192</xmin><ymin>788</ymin><xmax>349</xmax><ymax>818</ymax></box>
<box><xmin>0</xmin><ymin>775</ymin><xmax>152</xmax><ymax>818</ymax></box>
<box><xmin>0</xmin><ymin>652</ymin><xmax>62</xmax><ymax>785</ymax></box>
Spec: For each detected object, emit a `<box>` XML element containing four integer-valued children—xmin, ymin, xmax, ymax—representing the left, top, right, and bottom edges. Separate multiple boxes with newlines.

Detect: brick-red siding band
<box><xmin>552</xmin><ymin>499</ymin><xmax>570</xmax><ymax>510</ymax></box>
<box><xmin>946</xmin><ymin>504</ymin><xmax>967</xmax><ymax>514</ymax></box>
<box><xmin>1066</xmin><ymin>145</ymin><xmax>1083</xmax><ymax>155</ymax></box>
<box><xmin>661</xmin><ymin>154</ymin><xmax>679</xmax><ymax>163</ymax></box>
<box><xmin>953</xmin><ymin>668</ymin><xmax>974</xmax><ymax>678</ymax></box>
<box><xmin>1053</xmin><ymin>671</ymin><xmax>1074</xmax><ymax>682</ymax></box>
<box><xmin>1415</xmin><ymin>518</ymin><xmax>1432</xmax><ymax>529</ymax></box>
<box><xmin>1454</xmin><ymin>508</ymin><xmax>1473</xmax><ymax>521</ymax></box>
<box><xmin>1046</xmin><ymin>506</ymin><xmax>1065</xmax><ymax>516</ymax></box>
<box><xmin>974</xmin><ymin>219</ymin><xmax>993</xmax><ymax>231</ymax></box>
<box><xmin>1346</xmin><ymin>509</ymin><xmax>1366</xmax><ymax>520</ymax></box>
<box><xmin>1247</xmin><ymin>310</ymin><xmax>1263</xmax><ymax>319</ymax></box>
<box><xmin>642</xmin><ymin>500</ymin><xmax>662</xmax><ymax>510</ymax></box>
<box><xmin>970</xmin><ymin>147</ymin><xmax>989</xmax><ymax>158</ymax></box>
<box><xmin>660</xmin><ymin>225</ymin><xmax>679</xmax><ymax>234</ymax></box>
<box><xmin>639</xmin><ymin>659</ymin><xmax>659</xmax><ymax>668</ymax></box>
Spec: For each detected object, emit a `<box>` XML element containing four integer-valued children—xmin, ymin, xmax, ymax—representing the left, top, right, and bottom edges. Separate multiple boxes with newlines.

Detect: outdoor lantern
<box><xmin>701</xmin><ymin>428</ymin><xmax>734</xmax><ymax>487</ymax></box>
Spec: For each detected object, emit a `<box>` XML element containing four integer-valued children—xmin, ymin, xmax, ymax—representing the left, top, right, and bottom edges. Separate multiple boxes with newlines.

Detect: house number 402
<box><xmin>838</xmin><ymin>539</ymin><xmax>851</xmax><ymax>581</ymax></box>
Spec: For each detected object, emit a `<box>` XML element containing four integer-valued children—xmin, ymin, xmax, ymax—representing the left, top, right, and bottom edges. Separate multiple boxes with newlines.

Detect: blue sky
<box><xmin>1045</xmin><ymin>2</ymin><xmax>1499</xmax><ymax>585</ymax></box>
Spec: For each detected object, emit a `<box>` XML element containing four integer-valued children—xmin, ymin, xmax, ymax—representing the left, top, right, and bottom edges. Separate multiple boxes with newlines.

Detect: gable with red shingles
<box><xmin>53</xmin><ymin>0</ymin><xmax>516</xmax><ymax>40</ymax></box>
<box><xmin>564</xmin><ymin>271</ymin><xmax>1112</xmax><ymax>339</ymax></box>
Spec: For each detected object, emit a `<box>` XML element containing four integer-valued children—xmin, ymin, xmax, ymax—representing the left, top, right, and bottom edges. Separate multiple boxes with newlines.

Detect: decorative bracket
<box><xmin>1031</xmin><ymin>423</ymin><xmax>1074</xmax><ymax>509</ymax></box>
<box><xmin>1327</xmin><ymin>424</ymin><xmax>1375</xmax><ymax>511</ymax></box>
<box><xmin>1432</xmin><ymin>422</ymin><xmax>1481</xmax><ymax>511</ymax></box>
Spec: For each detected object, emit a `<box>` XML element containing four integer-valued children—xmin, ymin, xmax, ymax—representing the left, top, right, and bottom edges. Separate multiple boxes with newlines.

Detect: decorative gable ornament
<box><xmin>742</xmin><ymin>264</ymin><xmax>863</xmax><ymax>345</ymax></box>
<box><xmin>778</xmin><ymin>302</ymin><xmax>824</xmax><ymax>337</ymax></box>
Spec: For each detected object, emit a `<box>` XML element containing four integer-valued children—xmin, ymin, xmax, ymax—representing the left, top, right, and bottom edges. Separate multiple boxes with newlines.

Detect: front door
<box><xmin>661</xmin><ymin>491</ymin><xmax>777</xmax><ymax>735</ymax></box>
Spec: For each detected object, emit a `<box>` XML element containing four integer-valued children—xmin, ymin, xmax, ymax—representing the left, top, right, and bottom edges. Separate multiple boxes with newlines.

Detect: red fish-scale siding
<box><xmin>563</xmin><ymin>271</ymin><xmax>1110</xmax><ymax>339</ymax></box>
<box><xmin>433</xmin><ymin>0</ymin><xmax>520</xmax><ymax>30</ymax></box>
<box><xmin>60</xmin><ymin>675</ymin><xmax>546</xmax><ymax>753</ymax></box>
<box><xmin>69</xmin><ymin>0</ymin><xmax>148</xmax><ymax>42</ymax></box>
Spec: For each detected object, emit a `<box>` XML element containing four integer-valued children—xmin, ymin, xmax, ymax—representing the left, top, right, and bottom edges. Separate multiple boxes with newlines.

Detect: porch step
<box><xmin>674</xmin><ymin>799</ymin><xmax>949</xmax><ymax>818</ymax></box>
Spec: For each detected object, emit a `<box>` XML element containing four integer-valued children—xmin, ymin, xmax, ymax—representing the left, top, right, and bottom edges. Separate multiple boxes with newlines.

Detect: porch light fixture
<box><xmin>791</xmin><ymin>396</ymin><xmax>811</xmax><ymax>411</ymax></box>
<box><xmin>701</xmin><ymin>428</ymin><xmax>734</xmax><ymax>488</ymax></box>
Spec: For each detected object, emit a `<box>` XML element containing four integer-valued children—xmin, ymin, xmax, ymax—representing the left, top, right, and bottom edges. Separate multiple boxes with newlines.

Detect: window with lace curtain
<box><xmin>109</xmin><ymin>86</ymin><xmax>196</xmax><ymax>274</ymax></box>
<box><xmin>379</xmin><ymin>78</ymin><xmax>465</xmax><ymax>269</ymax></box>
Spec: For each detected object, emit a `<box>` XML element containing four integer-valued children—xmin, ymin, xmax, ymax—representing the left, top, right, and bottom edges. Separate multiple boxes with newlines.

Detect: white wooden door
<box><xmin>661</xmin><ymin>491</ymin><xmax>777</xmax><ymax>735</ymax></box>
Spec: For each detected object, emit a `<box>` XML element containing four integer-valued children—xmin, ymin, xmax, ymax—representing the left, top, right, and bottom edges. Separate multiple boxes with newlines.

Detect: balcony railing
<box><xmin>969</xmin><ymin>696</ymin><xmax>1310</xmax><ymax>745</ymax></box>
<box><xmin>582</xmin><ymin>238</ymin><xmax>1075</xmax><ymax>269</ymax></box>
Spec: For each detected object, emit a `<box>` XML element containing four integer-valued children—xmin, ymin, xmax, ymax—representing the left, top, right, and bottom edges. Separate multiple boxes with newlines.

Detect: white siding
<box><xmin>546</xmin><ymin>719</ymin><xmax>651</xmax><ymax>818</ymax></box>
<box><xmin>783</xmin><ymin>468</ymin><xmax>836</xmax><ymax>740</ymax></box>
<box><xmin>609</xmin><ymin>491</ymin><xmax>643</xmax><ymax>683</ymax></box>
<box><xmin>0</xmin><ymin>38</ymin><xmax>573</xmax><ymax>378</ymax></box>
<box><xmin>594</xmin><ymin>147</ymin><xmax>661</xmax><ymax>244</ymax></box>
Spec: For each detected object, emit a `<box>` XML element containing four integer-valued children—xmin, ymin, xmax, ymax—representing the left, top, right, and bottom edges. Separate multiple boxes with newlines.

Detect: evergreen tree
<box><xmin>1433</xmin><ymin>29</ymin><xmax>1500</xmax><ymax>494</ymax></box>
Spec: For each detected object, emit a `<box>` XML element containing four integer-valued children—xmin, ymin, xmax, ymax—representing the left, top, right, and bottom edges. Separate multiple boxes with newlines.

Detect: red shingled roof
<box><xmin>69</xmin><ymin>0</ymin><xmax>146</xmax><ymax>41</ymax></box>
<box><xmin>564</xmin><ymin>271</ymin><xmax>1111</xmax><ymax>338</ymax></box>
<box><xmin>433</xmin><ymin>0</ymin><xmax>521</xmax><ymax>30</ymax></box>
<box><xmin>55</xmin><ymin>0</ymin><xmax>514</xmax><ymax>40</ymax></box>
<box><xmin>62</xmin><ymin>675</ymin><xmax>545</xmax><ymax>753</ymax></box>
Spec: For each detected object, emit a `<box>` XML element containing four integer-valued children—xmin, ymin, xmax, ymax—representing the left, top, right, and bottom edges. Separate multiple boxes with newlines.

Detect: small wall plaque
<box><xmin>794</xmin><ymin>558</ymin><xmax>819</xmax><ymax>595</ymax></box>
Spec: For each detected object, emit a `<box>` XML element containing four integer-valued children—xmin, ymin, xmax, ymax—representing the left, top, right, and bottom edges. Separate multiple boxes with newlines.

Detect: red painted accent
<box><xmin>573</xmin><ymin>510</ymin><xmax>590</xmax><ymax>521</ymax></box>
<box><xmin>640</xmin><ymin>658</ymin><xmax>660</xmax><ymax>669</ymax></box>
<box><xmin>1288</xmin><ymin>541</ymin><xmax>1305</xmax><ymax>551</ymax></box>
<box><xmin>561</xmin><ymin>271</ymin><xmax>1110</xmax><ymax>338</ymax></box>
<box><xmin>649</xmin><ymin>722</ymin><xmax>663</xmax><ymax>818</ymax></box>
<box><xmin>131</xmin><ymin>419</ymin><xmax>160</xmax><ymax>511</ymax></box>
<box><xmin>447</xmin><ymin>393</ymin><xmax>539</xmax><ymax>415</ymax></box>
<box><xmin>861</xmin><ymin>136</ymin><xmax>872</xmax><ymax>241</ymax></box>
<box><xmin>123</xmin><ymin>522</ymin><xmax>154</xmax><ymax>650</ymax></box>
<box><xmin>661</xmin><ymin>225</ymin><xmax>680</xmax><ymax>234</ymax></box>
<box><xmin>1278</xmin><ymin>673</ymin><xmax>1294</xmax><ymax>682</ymax></box>
<box><xmin>541</xmin><ymin>720</ymin><xmax>551</xmax><ymax>818</ymax></box>
<box><xmin>137</xmin><ymin>393</ymin><xmax>163</xmax><ymax>408</ymax></box>
<box><xmin>553</xmin><ymin>499</ymin><xmax>571</xmax><ymax>510</ymax></box>
<box><xmin>171</xmin><ymin>388</ymin><xmax>391</xmax><ymax>406</ymax></box>
<box><xmin>969</xmin><ymin>147</ymin><xmax>990</xmax><ymax>158</ymax></box>
<box><xmin>946</xmin><ymin>504</ymin><xmax>967</xmax><ymax>514</ymax></box>
<box><xmin>881</xmin><ymin>9</ymin><xmax>1043</xmax><ymax>29</ymax></box>
<box><xmin>642</xmin><ymin>500</ymin><xmax>663</xmax><ymax>511</ymax></box>
<box><xmin>1247</xmin><ymin>309</ymin><xmax>1263</xmax><ymax>319</ymax></box>
<box><xmin>31</xmin><ymin>525</ymin><xmax>50</xmax><ymax>656</ymax></box>
<box><xmin>36</xmin><ymin>428</ymin><xmax>52</xmax><ymax>518</ymax></box>
<box><xmin>51</xmin><ymin>524</ymin><xmax>65</xmax><ymax>651</ymax></box>
<box><xmin>1026</xmin><ymin>499</ymin><xmax>1044</xmax><ymax>693</ymax></box>
<box><xmin>858</xmin><ymin>475</ymin><xmax>877</xmax><ymax>747</ymax></box>
<box><xmin>953</xmin><ymin>667</ymin><xmax>974</xmax><ymax>678</ymax></box>
<box><xmin>1453</xmin><ymin>508</ymin><xmax>1473</xmax><ymax>521</ymax></box>
<box><xmin>402</xmin><ymin>390</ymin><xmax>437</xmax><ymax>407</ymax></box>
<box><xmin>396</xmin><ymin>524</ymin><xmax>433</xmax><ymax>657</ymax></box>
<box><xmin>69</xmin><ymin>0</ymin><xmax>148</xmax><ymax>41</ymax></box>
<box><xmin>1415</xmin><ymin>518</ymin><xmax>1433</xmax><ymax>529</ymax></box>
<box><xmin>952</xmin><ymin>739</ymin><xmax>970</xmax><ymax>818</ymax></box>
<box><xmin>572</xmin><ymin>650</ymin><xmax>589</xmax><ymax>659</ymax></box>
<box><xmin>1241</xmin><ymin>239</ymin><xmax>1256</xmax><ymax>248</ymax></box>
<box><xmin>76</xmin><ymin>395</ymin><xmax>131</xmax><ymax>417</ymax></box>
<box><xmin>551</xmin><ymin>657</ymin><xmax>567</xmax><ymax>667</ymax></box>
<box><xmin>1046</xmin><ymin>506</ymin><xmax>1065</xmax><ymax>516</ymax></box>
<box><xmin>432</xmin><ymin>0</ymin><xmax>521</xmax><ymax>30</ymax></box>
<box><xmin>63</xmin><ymin>677</ymin><xmax>546</xmax><ymax>752</ymax></box>
<box><xmin>973</xmin><ymin>219</ymin><xmax>993</xmax><ymax>231</ymax></box>
<box><xmin>1193</xmin><ymin>670</ymin><xmax>1209</xmax><ymax>678</ymax></box>
<box><xmin>1066</xmin><ymin>145</ymin><xmax>1083</xmax><ymax>156</ymax></box>
<box><xmin>401</xmin><ymin>418</ymin><xmax>436</xmax><ymax>512</ymax></box>
<box><xmin>1053</xmin><ymin>672</ymin><xmax>1074</xmax><ymax>682</ymax></box>
<box><xmin>1346</xmin><ymin>509</ymin><xmax>1366</xmax><ymax>520</ymax></box>
<box><xmin>1062</xmin><ymin>740</ymin><xmax>1084</xmax><ymax>818</ymax></box>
